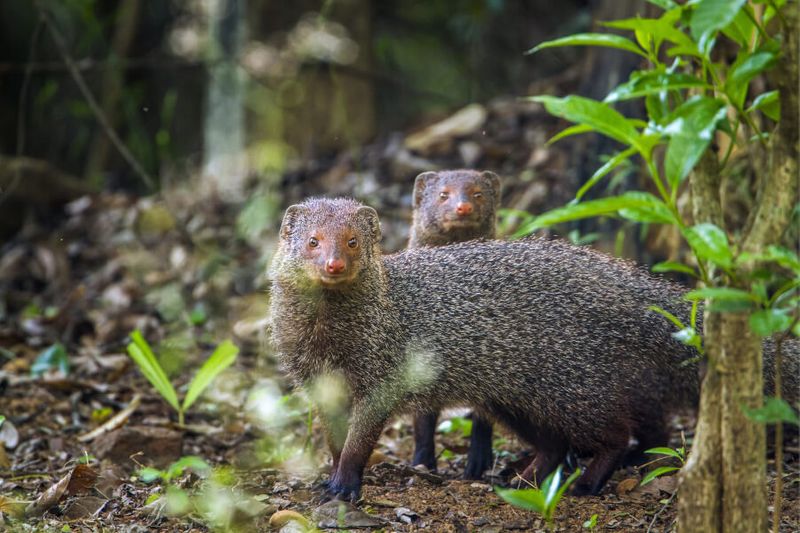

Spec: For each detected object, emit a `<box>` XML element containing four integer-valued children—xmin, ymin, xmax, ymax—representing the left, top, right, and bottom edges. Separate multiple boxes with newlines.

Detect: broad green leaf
<box><xmin>618</xmin><ymin>191</ymin><xmax>676</xmax><ymax>224</ymax></box>
<box><xmin>127</xmin><ymin>330</ymin><xmax>180</xmax><ymax>413</ymax></box>
<box><xmin>690</xmin><ymin>0</ymin><xmax>747</xmax><ymax>54</ymax></box>
<box><xmin>495</xmin><ymin>486</ymin><xmax>546</xmax><ymax>513</ymax></box>
<box><xmin>644</xmin><ymin>447</ymin><xmax>685</xmax><ymax>461</ymax></box>
<box><xmin>606</xmin><ymin>10</ymin><xmax>700</xmax><ymax>58</ymax></box>
<box><xmin>664</xmin><ymin>97</ymin><xmax>727</xmax><ymax>189</ymax></box>
<box><xmin>554</xmin><ymin>468</ymin><xmax>582</xmax><ymax>507</ymax></box>
<box><xmin>749</xmin><ymin>309</ymin><xmax>793</xmax><ymax>336</ymax></box>
<box><xmin>183</xmin><ymin>339</ymin><xmax>239</xmax><ymax>411</ymax></box>
<box><xmin>743</xmin><ymin>397</ymin><xmax>800</xmax><ymax>425</ymax></box>
<box><xmin>542</xmin><ymin>464</ymin><xmax>561</xmax><ymax>507</ymax></box>
<box><xmin>747</xmin><ymin>90</ymin><xmax>780</xmax><ymax>121</ymax></box>
<box><xmin>641</xmin><ymin>466</ymin><xmax>680</xmax><ymax>485</ymax></box>
<box><xmin>547</xmin><ymin>124</ymin><xmax>594</xmax><ymax>145</ymax></box>
<box><xmin>684</xmin><ymin>287</ymin><xmax>757</xmax><ymax>302</ymax></box>
<box><xmin>605</xmin><ymin>71</ymin><xmax>709</xmax><ymax>102</ymax></box>
<box><xmin>651</xmin><ymin>261</ymin><xmax>698</xmax><ymax>277</ymax></box>
<box><xmin>527</xmin><ymin>33</ymin><xmax>647</xmax><ymax>58</ymax></box>
<box><xmin>575</xmin><ymin>147</ymin><xmax>637</xmax><ymax>201</ymax></box>
<box><xmin>763</xmin><ymin>0</ymin><xmax>788</xmax><ymax>25</ymax></box>
<box><xmin>530</xmin><ymin>95</ymin><xmax>646</xmax><ymax>154</ymax></box>
<box><xmin>721</xmin><ymin>4</ymin><xmax>756</xmax><ymax>47</ymax></box>
<box><xmin>516</xmin><ymin>192</ymin><xmax>672</xmax><ymax>235</ymax></box>
<box><xmin>726</xmin><ymin>50</ymin><xmax>779</xmax><ymax>108</ymax></box>
<box><xmin>682</xmin><ymin>222</ymin><xmax>733</xmax><ymax>270</ymax></box>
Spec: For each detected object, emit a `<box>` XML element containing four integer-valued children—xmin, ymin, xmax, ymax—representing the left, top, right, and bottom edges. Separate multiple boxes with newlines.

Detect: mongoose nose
<box><xmin>325</xmin><ymin>258</ymin><xmax>346</xmax><ymax>275</ymax></box>
<box><xmin>455</xmin><ymin>202</ymin><xmax>474</xmax><ymax>216</ymax></box>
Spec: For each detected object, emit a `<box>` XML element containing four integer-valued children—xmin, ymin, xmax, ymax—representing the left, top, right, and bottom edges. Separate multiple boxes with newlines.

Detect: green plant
<box><xmin>583</xmin><ymin>513</ymin><xmax>599</xmax><ymax>530</ymax></box>
<box><xmin>523</xmin><ymin>1</ymin><xmax>796</xmax><ymax>528</ymax></box>
<box><xmin>31</xmin><ymin>343</ymin><xmax>69</xmax><ymax>377</ymax></box>
<box><xmin>138</xmin><ymin>456</ymin><xmax>211</xmax><ymax>485</ymax></box>
<box><xmin>495</xmin><ymin>465</ymin><xmax>581</xmax><ymax>529</ymax></box>
<box><xmin>126</xmin><ymin>330</ymin><xmax>239</xmax><ymax>426</ymax></box>
<box><xmin>640</xmin><ymin>446</ymin><xmax>686</xmax><ymax>486</ymax></box>
<box><xmin>436</xmin><ymin>416</ymin><xmax>473</xmax><ymax>437</ymax></box>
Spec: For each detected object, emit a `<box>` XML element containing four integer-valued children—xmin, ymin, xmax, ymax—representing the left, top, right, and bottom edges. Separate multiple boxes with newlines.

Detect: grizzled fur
<box><xmin>409</xmin><ymin>170</ymin><xmax>501</xmax><ymax>248</ymax></box>
<box><xmin>408</xmin><ymin>170</ymin><xmax>501</xmax><ymax>479</ymax></box>
<box><xmin>270</xmin><ymin>198</ymin><xmax>800</xmax><ymax>501</ymax></box>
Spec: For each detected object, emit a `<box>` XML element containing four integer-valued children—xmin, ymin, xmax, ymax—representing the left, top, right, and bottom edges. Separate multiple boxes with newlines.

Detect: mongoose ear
<box><xmin>356</xmin><ymin>206</ymin><xmax>382</xmax><ymax>243</ymax></box>
<box><xmin>480</xmin><ymin>171</ymin><xmax>502</xmax><ymax>206</ymax></box>
<box><xmin>280</xmin><ymin>204</ymin><xmax>308</xmax><ymax>240</ymax></box>
<box><xmin>413</xmin><ymin>172</ymin><xmax>439</xmax><ymax>208</ymax></box>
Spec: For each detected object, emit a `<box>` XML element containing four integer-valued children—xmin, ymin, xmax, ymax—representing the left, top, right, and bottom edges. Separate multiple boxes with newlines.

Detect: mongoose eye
<box><xmin>473</xmin><ymin>191</ymin><xmax>483</xmax><ymax>199</ymax></box>
<box><xmin>308</xmin><ymin>237</ymin><xmax>319</xmax><ymax>248</ymax></box>
<box><xmin>347</xmin><ymin>237</ymin><xmax>358</xmax><ymax>248</ymax></box>
<box><xmin>439</xmin><ymin>191</ymin><xmax>449</xmax><ymax>200</ymax></box>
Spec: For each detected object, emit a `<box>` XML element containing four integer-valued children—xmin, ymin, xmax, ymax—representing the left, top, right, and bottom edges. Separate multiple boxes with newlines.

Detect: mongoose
<box><xmin>408</xmin><ymin>169</ymin><xmax>501</xmax><ymax>480</ymax></box>
<box><xmin>269</xmin><ymin>197</ymin><xmax>799</xmax><ymax>500</ymax></box>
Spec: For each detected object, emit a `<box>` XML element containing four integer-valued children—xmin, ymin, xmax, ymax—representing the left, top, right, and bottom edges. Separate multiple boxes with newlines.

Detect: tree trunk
<box><xmin>720</xmin><ymin>312</ymin><xmax>766</xmax><ymax>532</ymax></box>
<box><xmin>202</xmin><ymin>0</ymin><xmax>247</xmax><ymax>201</ymax></box>
<box><xmin>678</xmin><ymin>7</ymin><xmax>798</xmax><ymax>532</ymax></box>
<box><xmin>677</xmin><ymin>151</ymin><xmax>724</xmax><ymax>532</ymax></box>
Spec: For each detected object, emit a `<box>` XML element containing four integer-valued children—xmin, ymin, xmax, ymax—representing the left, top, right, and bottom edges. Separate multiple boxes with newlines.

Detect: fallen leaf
<box><xmin>616</xmin><ymin>477</ymin><xmax>639</xmax><ymax>496</ymax></box>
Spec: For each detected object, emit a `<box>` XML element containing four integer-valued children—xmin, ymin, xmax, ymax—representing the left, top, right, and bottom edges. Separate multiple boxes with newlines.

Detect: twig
<box><xmin>0</xmin><ymin>15</ymin><xmax>42</xmax><ymax>208</ymax></box>
<box><xmin>33</xmin><ymin>0</ymin><xmax>155</xmax><ymax>189</ymax></box>
<box><xmin>647</xmin><ymin>491</ymin><xmax>676</xmax><ymax>533</ymax></box>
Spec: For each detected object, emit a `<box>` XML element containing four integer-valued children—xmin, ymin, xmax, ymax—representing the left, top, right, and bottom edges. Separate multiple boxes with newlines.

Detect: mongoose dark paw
<box><xmin>325</xmin><ymin>476</ymin><xmax>362</xmax><ymax>502</ymax></box>
<box><xmin>571</xmin><ymin>480</ymin><xmax>602</xmax><ymax>497</ymax></box>
<box><xmin>463</xmin><ymin>450</ymin><xmax>492</xmax><ymax>479</ymax></box>
<box><xmin>411</xmin><ymin>449</ymin><xmax>437</xmax><ymax>472</ymax></box>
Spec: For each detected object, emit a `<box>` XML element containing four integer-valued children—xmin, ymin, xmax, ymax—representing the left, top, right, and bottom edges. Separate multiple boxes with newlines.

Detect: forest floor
<box><xmin>1</xmin><ymin>95</ymin><xmax>798</xmax><ymax>531</ymax></box>
<box><xmin>1</xmin><ymin>188</ymin><xmax>798</xmax><ymax>533</ymax></box>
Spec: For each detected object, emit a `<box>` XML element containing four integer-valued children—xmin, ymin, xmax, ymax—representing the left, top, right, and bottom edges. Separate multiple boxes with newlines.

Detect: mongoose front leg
<box><xmin>326</xmin><ymin>402</ymin><xmax>391</xmax><ymax>501</ymax></box>
<box><xmin>316</xmin><ymin>406</ymin><xmax>350</xmax><ymax>474</ymax></box>
<box><xmin>412</xmin><ymin>411</ymin><xmax>438</xmax><ymax>470</ymax></box>
<box><xmin>464</xmin><ymin>415</ymin><xmax>494</xmax><ymax>479</ymax></box>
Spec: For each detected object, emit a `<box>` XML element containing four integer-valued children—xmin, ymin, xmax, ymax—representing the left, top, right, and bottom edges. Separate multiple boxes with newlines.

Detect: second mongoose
<box><xmin>408</xmin><ymin>169</ymin><xmax>501</xmax><ymax>480</ymax></box>
<box><xmin>269</xmin><ymin>197</ymin><xmax>799</xmax><ymax>501</ymax></box>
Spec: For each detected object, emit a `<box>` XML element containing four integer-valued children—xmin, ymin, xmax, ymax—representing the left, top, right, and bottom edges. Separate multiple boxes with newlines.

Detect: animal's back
<box><xmin>384</xmin><ymin>238</ymin><xmax>698</xmax><ymax>450</ymax></box>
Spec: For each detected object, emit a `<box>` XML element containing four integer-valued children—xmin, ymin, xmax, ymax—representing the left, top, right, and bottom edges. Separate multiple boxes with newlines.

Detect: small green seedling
<box><xmin>31</xmin><ymin>343</ymin><xmax>70</xmax><ymax>376</ymax></box>
<box><xmin>583</xmin><ymin>513</ymin><xmax>598</xmax><ymax>530</ymax></box>
<box><xmin>495</xmin><ymin>465</ymin><xmax>581</xmax><ymax>529</ymax></box>
<box><xmin>138</xmin><ymin>455</ymin><xmax>211</xmax><ymax>484</ymax></box>
<box><xmin>126</xmin><ymin>329</ymin><xmax>239</xmax><ymax>426</ymax></box>
<box><xmin>640</xmin><ymin>446</ymin><xmax>686</xmax><ymax>486</ymax></box>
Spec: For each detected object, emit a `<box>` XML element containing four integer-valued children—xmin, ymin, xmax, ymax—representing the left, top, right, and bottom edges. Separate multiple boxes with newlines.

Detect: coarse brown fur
<box><xmin>269</xmin><ymin>197</ymin><xmax>800</xmax><ymax>501</ymax></box>
<box><xmin>408</xmin><ymin>170</ymin><xmax>501</xmax><ymax>480</ymax></box>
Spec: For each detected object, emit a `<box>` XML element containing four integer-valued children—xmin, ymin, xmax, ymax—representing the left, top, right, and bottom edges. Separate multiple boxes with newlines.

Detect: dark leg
<box><xmin>327</xmin><ymin>402</ymin><xmax>391</xmax><ymax>502</ymax></box>
<box><xmin>572</xmin><ymin>445</ymin><xmax>629</xmax><ymax>496</ymax></box>
<box><xmin>491</xmin><ymin>408</ymin><xmax>567</xmax><ymax>485</ymax></box>
<box><xmin>412</xmin><ymin>411</ymin><xmax>438</xmax><ymax>471</ymax></box>
<box><xmin>464</xmin><ymin>414</ymin><xmax>493</xmax><ymax>479</ymax></box>
<box><xmin>624</xmin><ymin>422</ymin><xmax>670</xmax><ymax>467</ymax></box>
<box><xmin>519</xmin><ymin>434</ymin><xmax>569</xmax><ymax>486</ymax></box>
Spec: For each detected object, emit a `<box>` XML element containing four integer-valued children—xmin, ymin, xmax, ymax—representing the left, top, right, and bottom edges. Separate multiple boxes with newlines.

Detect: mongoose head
<box><xmin>276</xmin><ymin>198</ymin><xmax>381</xmax><ymax>290</ymax></box>
<box><xmin>413</xmin><ymin>170</ymin><xmax>501</xmax><ymax>238</ymax></box>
